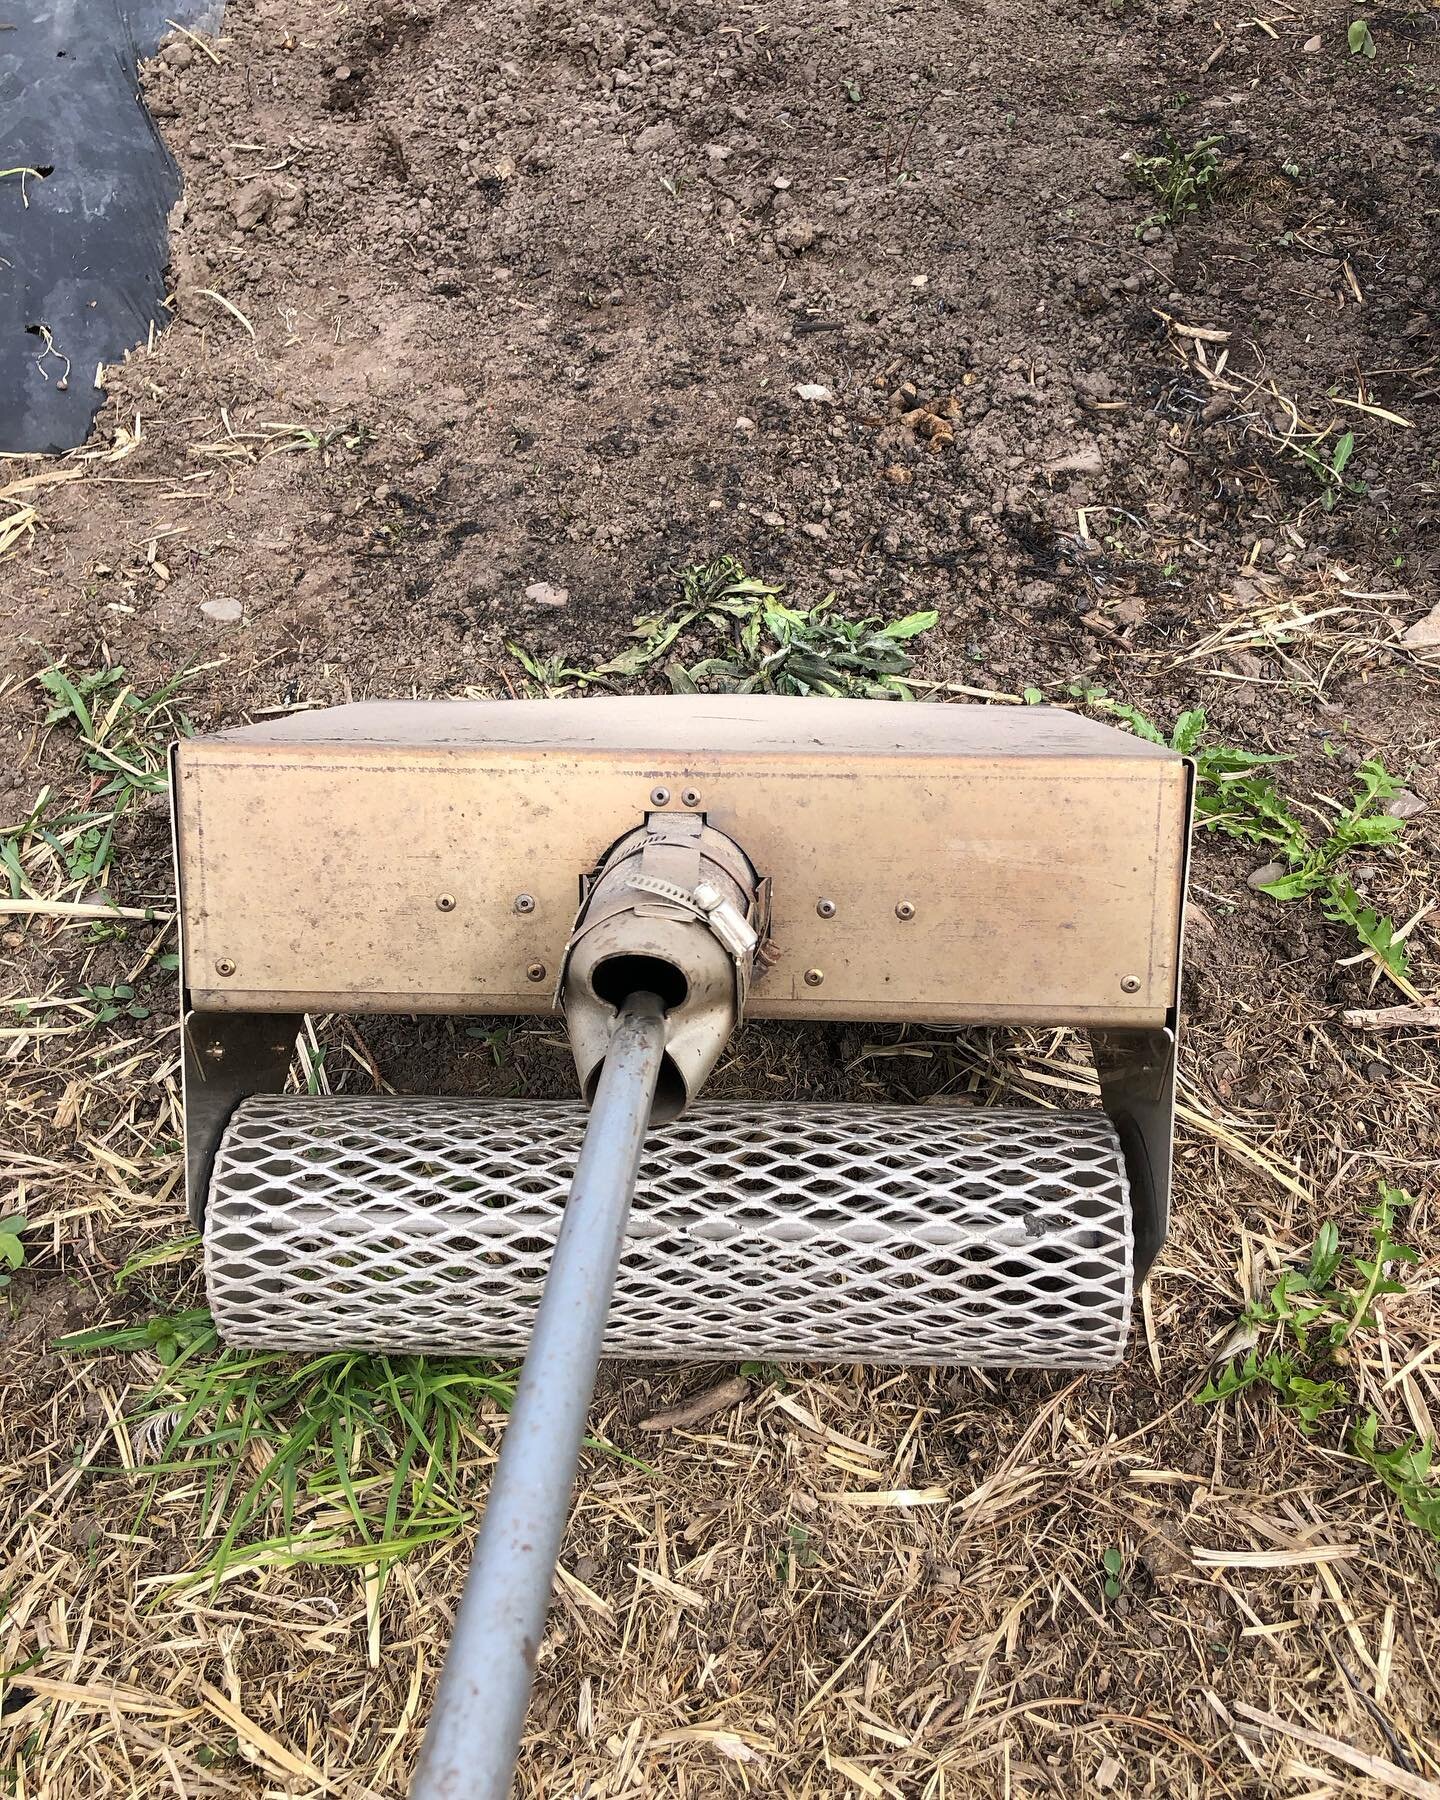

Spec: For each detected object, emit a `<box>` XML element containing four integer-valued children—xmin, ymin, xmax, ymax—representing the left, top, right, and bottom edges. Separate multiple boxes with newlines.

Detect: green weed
<box><xmin>613</xmin><ymin>556</ymin><xmax>937</xmax><ymax>698</ymax></box>
<box><xmin>1101</xmin><ymin>1545</ymin><xmax>1125</xmax><ymax>1600</ymax></box>
<box><xmin>510</xmin><ymin>558</ymin><xmax>937</xmax><ymax>700</ymax></box>
<box><xmin>0</xmin><ymin>1216</ymin><xmax>27</xmax><ymax>1291</ymax></box>
<box><xmin>774</xmin><ymin>1523</ymin><xmax>818</xmax><ymax>1583</ymax></box>
<box><xmin>60</xmin><ymin>1310</ymin><xmax>518</xmax><ymax>1590</ymax></box>
<box><xmin>3</xmin><ymin>662</ymin><xmax>203</xmax><ymax>902</ymax></box>
<box><xmin>75</xmin><ymin>982</ymin><xmax>150</xmax><ymax>1026</ymax></box>
<box><xmin>1197</xmin><ymin>1184</ymin><xmax>1440</xmax><ymax>1543</ymax></box>
<box><xmin>739</xmin><ymin>1359</ymin><xmax>788</xmax><ymax>1389</ymax></box>
<box><xmin>1127</xmin><ymin>134</ymin><xmax>1226</xmax><ymax>226</ymax></box>
<box><xmin>1293</xmin><ymin>429</ymin><xmax>1366</xmax><ymax>511</ymax></box>
<box><xmin>1348</xmin><ymin>18</ymin><xmax>1376</xmax><ymax>57</ymax></box>
<box><xmin>1097</xmin><ymin>698</ymin><xmax>1414</xmax><ymax>988</ymax></box>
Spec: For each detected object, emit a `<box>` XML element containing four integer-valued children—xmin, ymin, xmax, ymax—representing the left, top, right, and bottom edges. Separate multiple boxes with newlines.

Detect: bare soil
<box><xmin>3</xmin><ymin>0</ymin><xmax>1440</xmax><ymax>1794</ymax></box>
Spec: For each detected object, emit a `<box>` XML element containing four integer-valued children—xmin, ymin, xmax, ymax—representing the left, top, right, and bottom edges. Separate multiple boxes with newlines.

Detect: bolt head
<box><xmin>895</xmin><ymin>900</ymin><xmax>916</xmax><ymax>921</ymax></box>
<box><xmin>804</xmin><ymin>967</ymin><xmax>824</xmax><ymax>987</ymax></box>
<box><xmin>681</xmin><ymin>787</ymin><xmax>701</xmax><ymax>807</ymax></box>
<box><xmin>214</xmin><ymin>957</ymin><xmax>236</xmax><ymax>977</ymax></box>
<box><xmin>514</xmin><ymin>892</ymin><xmax>536</xmax><ymax>914</ymax></box>
<box><xmin>816</xmin><ymin>898</ymin><xmax>837</xmax><ymax>919</ymax></box>
<box><xmin>526</xmin><ymin>961</ymin><xmax>548</xmax><ymax>983</ymax></box>
<box><xmin>1121</xmin><ymin>974</ymin><xmax>1142</xmax><ymax>993</ymax></box>
<box><xmin>436</xmin><ymin>893</ymin><xmax>457</xmax><ymax>912</ymax></box>
<box><xmin>650</xmin><ymin>786</ymin><xmax>671</xmax><ymax>806</ymax></box>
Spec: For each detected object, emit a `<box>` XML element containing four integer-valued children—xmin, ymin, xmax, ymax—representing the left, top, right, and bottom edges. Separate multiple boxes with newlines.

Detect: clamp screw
<box><xmin>436</xmin><ymin>893</ymin><xmax>457</xmax><ymax>912</ymax></box>
<box><xmin>526</xmin><ymin>961</ymin><xmax>548</xmax><ymax>983</ymax></box>
<box><xmin>650</xmin><ymin>786</ymin><xmax>671</xmax><ymax>806</ymax></box>
<box><xmin>514</xmin><ymin>893</ymin><xmax>536</xmax><ymax>914</ymax></box>
<box><xmin>804</xmin><ymin>967</ymin><xmax>824</xmax><ymax>987</ymax></box>
<box><xmin>816</xmin><ymin>898</ymin><xmax>837</xmax><ymax>919</ymax></box>
<box><xmin>214</xmin><ymin>957</ymin><xmax>236</xmax><ymax>977</ymax></box>
<box><xmin>1120</xmin><ymin>974</ymin><xmax>1142</xmax><ymax>993</ymax></box>
<box><xmin>895</xmin><ymin>900</ymin><xmax>916</xmax><ymax>921</ymax></box>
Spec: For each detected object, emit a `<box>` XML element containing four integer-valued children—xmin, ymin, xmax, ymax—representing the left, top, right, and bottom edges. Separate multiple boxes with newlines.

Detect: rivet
<box><xmin>650</xmin><ymin>786</ymin><xmax>671</xmax><ymax>806</ymax></box>
<box><xmin>681</xmin><ymin>787</ymin><xmax>701</xmax><ymax>807</ymax></box>
<box><xmin>526</xmin><ymin>961</ymin><xmax>548</xmax><ymax>983</ymax></box>
<box><xmin>1121</xmin><ymin>974</ymin><xmax>1142</xmax><ymax>993</ymax></box>
<box><xmin>514</xmin><ymin>892</ymin><xmax>536</xmax><ymax>914</ymax></box>
<box><xmin>214</xmin><ymin>957</ymin><xmax>236</xmax><ymax>977</ymax></box>
<box><xmin>804</xmin><ymin>967</ymin><xmax>824</xmax><ymax>987</ymax></box>
<box><xmin>436</xmin><ymin>893</ymin><xmax>457</xmax><ymax>912</ymax></box>
<box><xmin>816</xmin><ymin>898</ymin><xmax>837</xmax><ymax>919</ymax></box>
<box><xmin>895</xmin><ymin>900</ymin><xmax>916</xmax><ymax>921</ymax></box>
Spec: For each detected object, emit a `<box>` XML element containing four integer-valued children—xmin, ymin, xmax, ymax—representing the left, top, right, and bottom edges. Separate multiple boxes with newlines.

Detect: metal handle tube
<box><xmin>410</xmin><ymin>992</ymin><xmax>668</xmax><ymax>1800</ymax></box>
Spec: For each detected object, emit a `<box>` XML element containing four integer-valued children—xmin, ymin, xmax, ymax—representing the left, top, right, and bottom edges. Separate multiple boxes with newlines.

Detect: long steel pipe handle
<box><xmin>410</xmin><ymin>993</ymin><xmax>668</xmax><ymax>1800</ymax></box>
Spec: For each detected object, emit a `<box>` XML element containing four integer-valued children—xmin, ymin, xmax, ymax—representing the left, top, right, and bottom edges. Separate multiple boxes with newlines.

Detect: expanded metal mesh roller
<box><xmin>206</xmin><ymin>1098</ymin><xmax>1133</xmax><ymax>1367</ymax></box>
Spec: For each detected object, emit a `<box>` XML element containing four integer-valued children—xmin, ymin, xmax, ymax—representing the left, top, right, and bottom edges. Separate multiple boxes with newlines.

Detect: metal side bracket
<box><xmin>1091</xmin><ymin>1024</ymin><xmax>1177</xmax><ymax>1280</ymax></box>
<box><xmin>182</xmin><ymin>1009</ymin><xmax>301</xmax><ymax>1225</ymax></box>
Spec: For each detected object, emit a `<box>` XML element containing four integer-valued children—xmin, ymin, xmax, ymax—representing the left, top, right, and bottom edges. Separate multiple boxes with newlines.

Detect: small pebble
<box><xmin>1247</xmin><ymin>860</ymin><xmax>1287</xmax><ymax>889</ymax></box>
<box><xmin>524</xmin><ymin>581</ymin><xmax>569</xmax><ymax>610</ymax></box>
<box><xmin>1386</xmin><ymin>790</ymin><xmax>1425</xmax><ymax>819</ymax></box>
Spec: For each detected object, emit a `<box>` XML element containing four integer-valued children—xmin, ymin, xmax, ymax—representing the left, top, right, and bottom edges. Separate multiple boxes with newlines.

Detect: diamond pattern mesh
<box><xmin>205</xmin><ymin>1098</ymin><xmax>1132</xmax><ymax>1367</ymax></box>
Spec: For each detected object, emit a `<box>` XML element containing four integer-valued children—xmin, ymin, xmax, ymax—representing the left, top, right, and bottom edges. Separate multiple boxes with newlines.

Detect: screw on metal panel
<box><xmin>205</xmin><ymin>1042</ymin><xmax>226</xmax><ymax>1061</ymax></box>
<box><xmin>650</xmin><ymin>786</ymin><xmax>671</xmax><ymax>806</ymax></box>
<box><xmin>1121</xmin><ymin>974</ymin><xmax>1142</xmax><ymax>993</ymax></box>
<box><xmin>816</xmin><ymin>898</ymin><xmax>837</xmax><ymax>919</ymax></box>
<box><xmin>436</xmin><ymin>894</ymin><xmax>457</xmax><ymax>912</ymax></box>
<box><xmin>895</xmin><ymin>901</ymin><xmax>916</xmax><ymax>921</ymax></box>
<box><xmin>514</xmin><ymin>893</ymin><xmax>536</xmax><ymax>914</ymax></box>
<box><xmin>526</xmin><ymin>962</ymin><xmax>548</xmax><ymax>983</ymax></box>
<box><xmin>804</xmin><ymin>967</ymin><xmax>824</xmax><ymax>986</ymax></box>
<box><xmin>681</xmin><ymin>787</ymin><xmax>701</xmax><ymax>807</ymax></box>
<box><xmin>214</xmin><ymin>957</ymin><xmax>236</xmax><ymax>977</ymax></box>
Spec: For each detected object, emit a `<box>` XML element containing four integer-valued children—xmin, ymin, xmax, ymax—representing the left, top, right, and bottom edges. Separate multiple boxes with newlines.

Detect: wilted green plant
<box><xmin>1127</xmin><ymin>134</ymin><xmax>1226</xmax><ymax>224</ymax></box>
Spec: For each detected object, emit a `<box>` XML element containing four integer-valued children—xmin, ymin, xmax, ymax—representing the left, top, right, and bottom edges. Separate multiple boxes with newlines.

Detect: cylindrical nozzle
<box><xmin>409</xmin><ymin>992</ymin><xmax>668</xmax><ymax>1800</ymax></box>
<box><xmin>559</xmin><ymin>811</ymin><xmax>763</xmax><ymax>1120</ymax></box>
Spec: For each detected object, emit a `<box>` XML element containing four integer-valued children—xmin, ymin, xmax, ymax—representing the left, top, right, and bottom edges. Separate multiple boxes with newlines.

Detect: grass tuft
<box><xmin>60</xmin><ymin>1311</ymin><xmax>518</xmax><ymax>1592</ymax></box>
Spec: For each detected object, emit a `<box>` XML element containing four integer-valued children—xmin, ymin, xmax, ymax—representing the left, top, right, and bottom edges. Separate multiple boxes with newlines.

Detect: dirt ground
<box><xmin>3</xmin><ymin>0</ymin><xmax>1440</xmax><ymax>1793</ymax></box>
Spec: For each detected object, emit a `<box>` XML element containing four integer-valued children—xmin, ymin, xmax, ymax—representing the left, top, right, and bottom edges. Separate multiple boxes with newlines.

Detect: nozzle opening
<box><xmin>591</xmin><ymin>953</ymin><xmax>689</xmax><ymax>1013</ymax></box>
